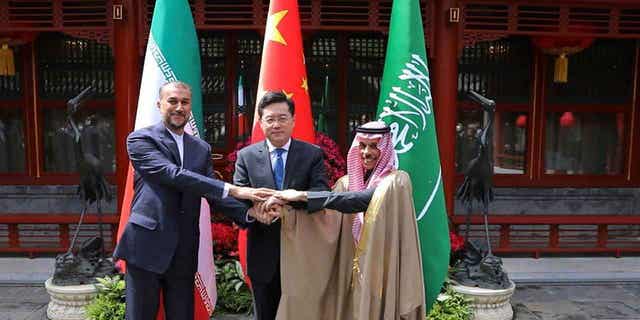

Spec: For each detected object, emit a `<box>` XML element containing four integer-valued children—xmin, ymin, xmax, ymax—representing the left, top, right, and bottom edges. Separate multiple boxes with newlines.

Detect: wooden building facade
<box><xmin>1</xmin><ymin>0</ymin><xmax>640</xmax><ymax>256</ymax></box>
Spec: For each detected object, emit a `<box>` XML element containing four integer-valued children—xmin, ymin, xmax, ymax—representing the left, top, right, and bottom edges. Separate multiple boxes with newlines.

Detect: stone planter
<box><xmin>44</xmin><ymin>278</ymin><xmax>98</xmax><ymax>320</ymax></box>
<box><xmin>450</xmin><ymin>280</ymin><xmax>516</xmax><ymax>320</ymax></box>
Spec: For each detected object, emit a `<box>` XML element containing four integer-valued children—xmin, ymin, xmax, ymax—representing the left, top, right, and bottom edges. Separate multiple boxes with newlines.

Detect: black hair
<box><xmin>257</xmin><ymin>91</ymin><xmax>295</xmax><ymax>117</ymax></box>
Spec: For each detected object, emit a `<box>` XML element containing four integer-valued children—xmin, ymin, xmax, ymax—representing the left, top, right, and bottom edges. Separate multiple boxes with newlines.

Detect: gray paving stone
<box><xmin>0</xmin><ymin>285</ymin><xmax>49</xmax><ymax>320</ymax></box>
<box><xmin>512</xmin><ymin>284</ymin><xmax>640</xmax><ymax>320</ymax></box>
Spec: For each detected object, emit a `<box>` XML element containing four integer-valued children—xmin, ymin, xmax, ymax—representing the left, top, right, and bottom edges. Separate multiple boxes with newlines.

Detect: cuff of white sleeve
<box><xmin>245</xmin><ymin>211</ymin><xmax>255</xmax><ymax>223</ymax></box>
<box><xmin>223</xmin><ymin>183</ymin><xmax>230</xmax><ymax>198</ymax></box>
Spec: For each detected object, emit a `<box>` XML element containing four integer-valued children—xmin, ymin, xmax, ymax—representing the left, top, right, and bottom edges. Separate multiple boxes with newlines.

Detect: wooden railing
<box><xmin>2</xmin><ymin>213</ymin><xmax>639</xmax><ymax>257</ymax></box>
<box><xmin>0</xmin><ymin>214</ymin><xmax>119</xmax><ymax>257</ymax></box>
<box><xmin>451</xmin><ymin>215</ymin><xmax>640</xmax><ymax>258</ymax></box>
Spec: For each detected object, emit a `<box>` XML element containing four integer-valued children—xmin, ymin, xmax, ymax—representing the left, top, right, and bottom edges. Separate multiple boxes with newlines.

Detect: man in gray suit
<box><xmin>233</xmin><ymin>91</ymin><xmax>329</xmax><ymax>320</ymax></box>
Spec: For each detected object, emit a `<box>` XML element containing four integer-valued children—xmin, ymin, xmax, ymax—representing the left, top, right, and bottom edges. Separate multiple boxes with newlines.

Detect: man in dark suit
<box><xmin>233</xmin><ymin>91</ymin><xmax>329</xmax><ymax>320</ymax></box>
<box><xmin>114</xmin><ymin>81</ymin><xmax>273</xmax><ymax>320</ymax></box>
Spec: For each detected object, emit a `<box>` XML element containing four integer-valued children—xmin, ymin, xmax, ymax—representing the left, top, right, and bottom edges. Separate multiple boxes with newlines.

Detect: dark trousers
<box><xmin>251</xmin><ymin>270</ymin><xmax>281</xmax><ymax>320</ymax></box>
<box><xmin>125</xmin><ymin>261</ymin><xmax>195</xmax><ymax>320</ymax></box>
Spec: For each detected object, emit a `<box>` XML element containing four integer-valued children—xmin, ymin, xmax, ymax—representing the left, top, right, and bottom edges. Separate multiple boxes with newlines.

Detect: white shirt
<box><xmin>266</xmin><ymin>138</ymin><xmax>291</xmax><ymax>174</ymax></box>
<box><xmin>167</xmin><ymin>129</ymin><xmax>184</xmax><ymax>165</ymax></box>
<box><xmin>167</xmin><ymin>128</ymin><xmax>230</xmax><ymax>198</ymax></box>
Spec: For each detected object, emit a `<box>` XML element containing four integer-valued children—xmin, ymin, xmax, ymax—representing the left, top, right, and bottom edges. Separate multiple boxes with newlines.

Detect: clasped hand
<box><xmin>248</xmin><ymin>189</ymin><xmax>307</xmax><ymax>225</ymax></box>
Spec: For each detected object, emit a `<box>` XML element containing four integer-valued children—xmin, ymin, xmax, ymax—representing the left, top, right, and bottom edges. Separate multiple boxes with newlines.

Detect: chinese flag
<box><xmin>238</xmin><ymin>0</ymin><xmax>316</xmax><ymax>284</ymax></box>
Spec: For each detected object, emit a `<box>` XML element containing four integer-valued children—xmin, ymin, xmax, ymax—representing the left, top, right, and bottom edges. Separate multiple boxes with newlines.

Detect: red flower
<box><xmin>211</xmin><ymin>222</ymin><xmax>239</xmax><ymax>259</ymax></box>
<box><xmin>315</xmin><ymin>132</ymin><xmax>346</xmax><ymax>186</ymax></box>
<box><xmin>449</xmin><ymin>231</ymin><xmax>465</xmax><ymax>252</ymax></box>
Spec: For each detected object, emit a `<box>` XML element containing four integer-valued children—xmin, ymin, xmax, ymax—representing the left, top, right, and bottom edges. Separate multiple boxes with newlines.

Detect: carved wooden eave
<box><xmin>460</xmin><ymin>0</ymin><xmax>640</xmax><ymax>48</ymax></box>
<box><xmin>137</xmin><ymin>0</ymin><xmax>434</xmax><ymax>55</ymax></box>
<box><xmin>0</xmin><ymin>0</ymin><xmax>113</xmax><ymax>47</ymax></box>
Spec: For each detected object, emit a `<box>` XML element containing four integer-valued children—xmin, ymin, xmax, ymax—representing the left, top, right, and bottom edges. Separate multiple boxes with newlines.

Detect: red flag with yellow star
<box><xmin>249</xmin><ymin>0</ymin><xmax>315</xmax><ymax>142</ymax></box>
<box><xmin>238</xmin><ymin>0</ymin><xmax>315</xmax><ymax>284</ymax></box>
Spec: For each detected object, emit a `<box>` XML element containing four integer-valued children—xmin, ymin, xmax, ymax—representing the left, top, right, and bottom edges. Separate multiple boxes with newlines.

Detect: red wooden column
<box><xmin>113</xmin><ymin>0</ymin><xmax>141</xmax><ymax>213</ymax></box>
<box><xmin>431</xmin><ymin>0</ymin><xmax>460</xmax><ymax>216</ymax></box>
<box><xmin>630</xmin><ymin>42</ymin><xmax>640</xmax><ymax>183</ymax></box>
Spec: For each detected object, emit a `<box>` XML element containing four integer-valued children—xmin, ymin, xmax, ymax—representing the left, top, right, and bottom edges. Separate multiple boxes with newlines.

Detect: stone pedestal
<box><xmin>44</xmin><ymin>278</ymin><xmax>98</xmax><ymax>320</ymax></box>
<box><xmin>450</xmin><ymin>280</ymin><xmax>516</xmax><ymax>320</ymax></box>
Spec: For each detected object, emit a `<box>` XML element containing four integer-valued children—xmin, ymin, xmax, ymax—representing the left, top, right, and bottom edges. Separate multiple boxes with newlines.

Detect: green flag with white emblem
<box><xmin>376</xmin><ymin>0</ymin><xmax>450</xmax><ymax>312</ymax></box>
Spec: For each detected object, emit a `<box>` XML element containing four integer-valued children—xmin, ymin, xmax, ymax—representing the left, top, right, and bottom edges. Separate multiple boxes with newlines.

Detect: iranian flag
<box><xmin>376</xmin><ymin>0</ymin><xmax>451</xmax><ymax>312</ymax></box>
<box><xmin>115</xmin><ymin>0</ymin><xmax>217</xmax><ymax>318</ymax></box>
<box><xmin>237</xmin><ymin>0</ymin><xmax>316</xmax><ymax>282</ymax></box>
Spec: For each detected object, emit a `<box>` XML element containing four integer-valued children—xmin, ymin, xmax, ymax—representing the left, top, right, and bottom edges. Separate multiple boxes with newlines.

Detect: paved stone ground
<box><xmin>2</xmin><ymin>283</ymin><xmax>640</xmax><ymax>320</ymax></box>
<box><xmin>512</xmin><ymin>283</ymin><xmax>640</xmax><ymax>320</ymax></box>
<box><xmin>2</xmin><ymin>257</ymin><xmax>639</xmax><ymax>320</ymax></box>
<box><xmin>0</xmin><ymin>284</ymin><xmax>48</xmax><ymax>320</ymax></box>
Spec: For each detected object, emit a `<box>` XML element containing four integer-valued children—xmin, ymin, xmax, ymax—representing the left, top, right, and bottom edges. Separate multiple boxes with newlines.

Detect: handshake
<box><xmin>227</xmin><ymin>185</ymin><xmax>307</xmax><ymax>225</ymax></box>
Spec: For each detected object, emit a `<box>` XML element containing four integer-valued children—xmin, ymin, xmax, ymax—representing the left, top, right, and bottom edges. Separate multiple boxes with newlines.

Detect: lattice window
<box><xmin>0</xmin><ymin>108</ymin><xmax>26</xmax><ymax>173</ymax></box>
<box><xmin>1</xmin><ymin>44</ymin><xmax>27</xmax><ymax>174</ymax></box>
<box><xmin>36</xmin><ymin>33</ymin><xmax>115</xmax><ymax>174</ymax></box>
<box><xmin>458</xmin><ymin>37</ymin><xmax>532</xmax><ymax>103</ymax></box>
<box><xmin>235</xmin><ymin>32</ymin><xmax>263</xmax><ymax>138</ymax></box>
<box><xmin>306</xmin><ymin>34</ymin><xmax>338</xmax><ymax>140</ymax></box>
<box><xmin>200</xmin><ymin>33</ymin><xmax>226</xmax><ymax>150</ymax></box>
<box><xmin>457</xmin><ymin>37</ymin><xmax>532</xmax><ymax>175</ymax></box>
<box><xmin>346</xmin><ymin>35</ymin><xmax>386</xmax><ymax>142</ymax></box>
<box><xmin>37</xmin><ymin>33</ymin><xmax>114</xmax><ymax>99</ymax></box>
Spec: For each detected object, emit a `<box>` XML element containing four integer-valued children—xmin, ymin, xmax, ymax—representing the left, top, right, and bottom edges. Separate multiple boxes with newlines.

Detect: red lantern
<box><xmin>515</xmin><ymin>115</ymin><xmax>527</xmax><ymax>128</ymax></box>
<box><xmin>560</xmin><ymin>111</ymin><xmax>575</xmax><ymax>128</ymax></box>
<box><xmin>531</xmin><ymin>32</ymin><xmax>595</xmax><ymax>83</ymax></box>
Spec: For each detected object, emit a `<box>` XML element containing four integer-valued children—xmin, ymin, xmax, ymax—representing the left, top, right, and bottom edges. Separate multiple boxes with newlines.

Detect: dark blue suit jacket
<box><xmin>233</xmin><ymin>139</ymin><xmax>329</xmax><ymax>283</ymax></box>
<box><xmin>114</xmin><ymin>122</ymin><xmax>249</xmax><ymax>274</ymax></box>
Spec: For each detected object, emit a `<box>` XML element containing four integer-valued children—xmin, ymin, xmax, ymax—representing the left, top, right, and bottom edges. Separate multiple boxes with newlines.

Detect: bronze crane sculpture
<box><xmin>456</xmin><ymin>90</ymin><xmax>496</xmax><ymax>250</ymax></box>
<box><xmin>451</xmin><ymin>90</ymin><xmax>510</xmax><ymax>290</ymax></box>
<box><xmin>52</xmin><ymin>85</ymin><xmax>116</xmax><ymax>285</ymax></box>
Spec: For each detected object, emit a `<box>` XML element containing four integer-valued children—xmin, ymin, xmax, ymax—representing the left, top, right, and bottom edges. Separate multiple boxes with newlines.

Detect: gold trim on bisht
<box><xmin>350</xmin><ymin>171</ymin><xmax>397</xmax><ymax>288</ymax></box>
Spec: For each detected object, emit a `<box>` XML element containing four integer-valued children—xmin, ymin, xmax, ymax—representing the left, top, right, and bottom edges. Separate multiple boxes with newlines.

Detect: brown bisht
<box><xmin>277</xmin><ymin>171</ymin><xmax>426</xmax><ymax>320</ymax></box>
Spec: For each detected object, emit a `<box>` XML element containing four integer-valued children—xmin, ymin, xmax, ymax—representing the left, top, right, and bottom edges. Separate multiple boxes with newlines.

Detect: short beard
<box><xmin>166</xmin><ymin>120</ymin><xmax>186</xmax><ymax>131</ymax></box>
<box><xmin>163</xmin><ymin>114</ymin><xmax>189</xmax><ymax>131</ymax></box>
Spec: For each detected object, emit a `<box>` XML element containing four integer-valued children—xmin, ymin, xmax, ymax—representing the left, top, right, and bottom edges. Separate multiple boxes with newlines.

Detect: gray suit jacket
<box><xmin>233</xmin><ymin>139</ymin><xmax>329</xmax><ymax>283</ymax></box>
<box><xmin>307</xmin><ymin>188</ymin><xmax>375</xmax><ymax>213</ymax></box>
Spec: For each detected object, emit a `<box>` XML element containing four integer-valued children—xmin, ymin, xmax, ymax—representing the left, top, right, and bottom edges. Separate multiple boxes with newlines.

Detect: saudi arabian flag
<box><xmin>130</xmin><ymin>0</ymin><xmax>216</xmax><ymax>317</ymax></box>
<box><xmin>376</xmin><ymin>0</ymin><xmax>450</xmax><ymax>312</ymax></box>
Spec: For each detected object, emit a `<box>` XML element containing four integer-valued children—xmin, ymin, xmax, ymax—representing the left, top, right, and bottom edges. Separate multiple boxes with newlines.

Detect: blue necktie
<box><xmin>274</xmin><ymin>148</ymin><xmax>285</xmax><ymax>190</ymax></box>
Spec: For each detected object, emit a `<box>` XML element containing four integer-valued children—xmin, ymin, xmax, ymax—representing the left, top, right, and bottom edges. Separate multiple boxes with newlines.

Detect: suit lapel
<box><xmin>283</xmin><ymin>139</ymin><xmax>298</xmax><ymax>189</ymax></box>
<box><xmin>182</xmin><ymin>134</ymin><xmax>195</xmax><ymax>170</ymax></box>
<box><xmin>157</xmin><ymin>123</ymin><xmax>182</xmax><ymax>167</ymax></box>
<box><xmin>258</xmin><ymin>141</ymin><xmax>277</xmax><ymax>189</ymax></box>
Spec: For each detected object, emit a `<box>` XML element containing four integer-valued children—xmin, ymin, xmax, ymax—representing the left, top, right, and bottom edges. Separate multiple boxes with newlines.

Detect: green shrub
<box><xmin>214</xmin><ymin>259</ymin><xmax>253</xmax><ymax>315</ymax></box>
<box><xmin>426</xmin><ymin>286</ymin><xmax>472</xmax><ymax>320</ymax></box>
<box><xmin>86</xmin><ymin>275</ymin><xmax>126</xmax><ymax>320</ymax></box>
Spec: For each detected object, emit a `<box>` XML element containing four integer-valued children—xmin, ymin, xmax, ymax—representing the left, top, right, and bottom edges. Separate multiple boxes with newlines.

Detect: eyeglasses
<box><xmin>261</xmin><ymin>116</ymin><xmax>291</xmax><ymax>125</ymax></box>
